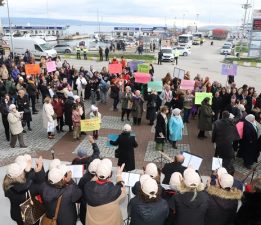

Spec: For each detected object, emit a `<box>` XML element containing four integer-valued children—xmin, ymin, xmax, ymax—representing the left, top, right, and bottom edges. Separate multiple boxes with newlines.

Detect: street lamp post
<box><xmin>6</xmin><ymin>0</ymin><xmax>14</xmax><ymax>58</ymax></box>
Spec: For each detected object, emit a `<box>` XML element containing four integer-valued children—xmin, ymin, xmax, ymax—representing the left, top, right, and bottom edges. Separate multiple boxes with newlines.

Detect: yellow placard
<box><xmin>80</xmin><ymin>118</ymin><xmax>101</xmax><ymax>132</ymax></box>
<box><xmin>195</xmin><ymin>92</ymin><xmax>213</xmax><ymax>105</ymax></box>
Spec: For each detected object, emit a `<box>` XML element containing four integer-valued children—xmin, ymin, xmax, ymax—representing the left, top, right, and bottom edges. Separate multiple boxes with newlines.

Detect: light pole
<box><xmin>6</xmin><ymin>0</ymin><xmax>14</xmax><ymax>57</ymax></box>
<box><xmin>196</xmin><ymin>13</ymin><xmax>200</xmax><ymax>32</ymax></box>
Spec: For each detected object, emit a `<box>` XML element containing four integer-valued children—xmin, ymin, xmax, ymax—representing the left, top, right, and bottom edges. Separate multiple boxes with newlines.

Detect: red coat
<box><xmin>52</xmin><ymin>100</ymin><xmax>64</xmax><ymax>117</ymax></box>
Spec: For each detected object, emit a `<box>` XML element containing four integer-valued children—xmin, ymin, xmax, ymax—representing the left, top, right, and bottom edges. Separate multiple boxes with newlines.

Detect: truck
<box><xmin>5</xmin><ymin>37</ymin><xmax>57</xmax><ymax>59</ymax></box>
<box><xmin>212</xmin><ymin>29</ymin><xmax>229</xmax><ymax>40</ymax></box>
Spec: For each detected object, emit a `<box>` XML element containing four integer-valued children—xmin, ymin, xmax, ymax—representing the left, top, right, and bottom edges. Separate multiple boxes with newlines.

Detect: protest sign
<box><xmin>128</xmin><ymin>61</ymin><xmax>144</xmax><ymax>71</ymax></box>
<box><xmin>66</xmin><ymin>165</ymin><xmax>84</xmax><ymax>178</ymax></box>
<box><xmin>180</xmin><ymin>80</ymin><xmax>195</xmax><ymax>90</ymax></box>
<box><xmin>25</xmin><ymin>64</ymin><xmax>40</xmax><ymax>75</ymax></box>
<box><xmin>108</xmin><ymin>64</ymin><xmax>122</xmax><ymax>74</ymax></box>
<box><xmin>221</xmin><ymin>64</ymin><xmax>237</xmax><ymax>76</ymax></box>
<box><xmin>195</xmin><ymin>92</ymin><xmax>213</xmax><ymax>105</ymax></box>
<box><xmin>46</xmin><ymin>61</ymin><xmax>57</xmax><ymax>73</ymax></box>
<box><xmin>137</xmin><ymin>64</ymin><xmax>150</xmax><ymax>73</ymax></box>
<box><xmin>173</xmin><ymin>67</ymin><xmax>185</xmax><ymax>79</ymax></box>
<box><xmin>80</xmin><ymin>118</ymin><xmax>101</xmax><ymax>132</ymax></box>
<box><xmin>134</xmin><ymin>72</ymin><xmax>151</xmax><ymax>84</ymax></box>
<box><xmin>148</xmin><ymin>81</ymin><xmax>163</xmax><ymax>92</ymax></box>
<box><xmin>182</xmin><ymin>152</ymin><xmax>203</xmax><ymax>171</ymax></box>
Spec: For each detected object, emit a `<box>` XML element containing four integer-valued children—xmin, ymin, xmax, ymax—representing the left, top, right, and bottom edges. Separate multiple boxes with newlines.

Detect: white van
<box><xmin>161</xmin><ymin>47</ymin><xmax>174</xmax><ymax>62</ymax></box>
<box><xmin>6</xmin><ymin>37</ymin><xmax>57</xmax><ymax>59</ymax></box>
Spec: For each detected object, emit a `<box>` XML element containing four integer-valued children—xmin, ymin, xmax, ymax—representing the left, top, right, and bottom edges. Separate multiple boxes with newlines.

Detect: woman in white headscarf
<box><xmin>239</xmin><ymin>114</ymin><xmax>260</xmax><ymax>169</ymax></box>
<box><xmin>168</xmin><ymin>108</ymin><xmax>184</xmax><ymax>149</ymax></box>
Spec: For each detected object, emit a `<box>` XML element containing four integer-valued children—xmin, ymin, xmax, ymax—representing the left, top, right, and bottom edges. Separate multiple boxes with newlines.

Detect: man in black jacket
<box><xmin>212</xmin><ymin>111</ymin><xmax>240</xmax><ymax>173</ymax></box>
<box><xmin>0</xmin><ymin>94</ymin><xmax>11</xmax><ymax>141</ymax></box>
<box><xmin>162</xmin><ymin>154</ymin><xmax>186</xmax><ymax>184</ymax></box>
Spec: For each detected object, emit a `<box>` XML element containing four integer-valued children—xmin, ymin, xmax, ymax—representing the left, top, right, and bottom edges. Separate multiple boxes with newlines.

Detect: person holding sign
<box><xmin>198</xmin><ymin>97</ymin><xmax>214</xmax><ymax>139</ymax></box>
<box><xmin>110</xmin><ymin>124</ymin><xmax>138</xmax><ymax>172</ymax></box>
<box><xmin>90</xmin><ymin>105</ymin><xmax>101</xmax><ymax>140</ymax></box>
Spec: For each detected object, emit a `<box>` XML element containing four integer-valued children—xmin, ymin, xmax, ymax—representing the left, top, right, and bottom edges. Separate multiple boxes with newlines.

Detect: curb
<box><xmin>232</xmin><ymin>61</ymin><xmax>260</xmax><ymax>68</ymax></box>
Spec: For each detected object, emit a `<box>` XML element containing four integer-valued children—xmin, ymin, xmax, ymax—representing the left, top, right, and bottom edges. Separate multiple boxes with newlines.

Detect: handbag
<box><xmin>19</xmin><ymin>191</ymin><xmax>46</xmax><ymax>225</ymax></box>
<box><xmin>40</xmin><ymin>195</ymin><xmax>62</xmax><ymax>225</ymax></box>
<box><xmin>115</xmin><ymin>148</ymin><xmax>120</xmax><ymax>158</ymax></box>
<box><xmin>52</xmin><ymin>113</ymin><xmax>57</xmax><ymax>120</ymax></box>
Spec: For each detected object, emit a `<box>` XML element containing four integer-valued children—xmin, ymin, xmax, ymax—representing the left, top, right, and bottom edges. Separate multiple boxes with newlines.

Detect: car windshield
<box><xmin>39</xmin><ymin>43</ymin><xmax>52</xmax><ymax>51</ymax></box>
<box><xmin>222</xmin><ymin>46</ymin><xmax>231</xmax><ymax>49</ymax></box>
<box><xmin>178</xmin><ymin>36</ymin><xmax>188</xmax><ymax>43</ymax></box>
<box><xmin>162</xmin><ymin>49</ymin><xmax>172</xmax><ymax>53</ymax></box>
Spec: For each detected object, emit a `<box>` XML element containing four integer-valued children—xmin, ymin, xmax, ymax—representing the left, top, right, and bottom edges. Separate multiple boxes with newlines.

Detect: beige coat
<box><xmin>42</xmin><ymin>103</ymin><xmax>57</xmax><ymax>129</ymax></box>
<box><xmin>0</xmin><ymin>66</ymin><xmax>9</xmax><ymax>80</ymax></box>
<box><xmin>86</xmin><ymin>187</ymin><xmax>126</xmax><ymax>225</ymax></box>
<box><xmin>7</xmin><ymin>111</ymin><xmax>23</xmax><ymax>135</ymax></box>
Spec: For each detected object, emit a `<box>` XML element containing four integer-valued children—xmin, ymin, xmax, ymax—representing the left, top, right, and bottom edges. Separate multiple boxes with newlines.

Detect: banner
<box><xmin>137</xmin><ymin>64</ymin><xmax>150</xmax><ymax>73</ymax></box>
<box><xmin>195</xmin><ymin>92</ymin><xmax>213</xmax><ymax>105</ymax></box>
<box><xmin>80</xmin><ymin>118</ymin><xmax>101</xmax><ymax>132</ymax></box>
<box><xmin>108</xmin><ymin>64</ymin><xmax>122</xmax><ymax>74</ymax></box>
<box><xmin>221</xmin><ymin>64</ymin><xmax>237</xmax><ymax>76</ymax></box>
<box><xmin>148</xmin><ymin>81</ymin><xmax>163</xmax><ymax>92</ymax></box>
<box><xmin>180</xmin><ymin>80</ymin><xmax>195</xmax><ymax>90</ymax></box>
<box><xmin>25</xmin><ymin>64</ymin><xmax>41</xmax><ymax>75</ymax></box>
<box><xmin>134</xmin><ymin>72</ymin><xmax>151</xmax><ymax>84</ymax></box>
<box><xmin>128</xmin><ymin>61</ymin><xmax>144</xmax><ymax>72</ymax></box>
<box><xmin>173</xmin><ymin>67</ymin><xmax>185</xmax><ymax>79</ymax></box>
<box><xmin>46</xmin><ymin>61</ymin><xmax>57</xmax><ymax>73</ymax></box>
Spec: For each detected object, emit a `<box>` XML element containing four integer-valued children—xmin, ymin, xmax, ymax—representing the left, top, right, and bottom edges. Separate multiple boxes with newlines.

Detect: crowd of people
<box><xmin>1</xmin><ymin>49</ymin><xmax>261</xmax><ymax>224</ymax></box>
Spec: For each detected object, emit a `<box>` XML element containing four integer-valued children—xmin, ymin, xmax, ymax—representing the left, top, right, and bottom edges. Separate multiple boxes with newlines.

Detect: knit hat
<box><xmin>77</xmin><ymin>148</ymin><xmax>87</xmax><ymax>158</ymax></box>
<box><xmin>123</xmin><ymin>124</ymin><xmax>132</xmax><ymax>132</ymax></box>
<box><xmin>23</xmin><ymin>154</ymin><xmax>32</xmax><ymax>172</ymax></box>
<box><xmin>48</xmin><ymin>167</ymin><xmax>65</xmax><ymax>184</ymax></box>
<box><xmin>172</xmin><ymin>108</ymin><xmax>181</xmax><ymax>116</ymax></box>
<box><xmin>183</xmin><ymin>168</ymin><xmax>201</xmax><ymax>188</ymax></box>
<box><xmin>145</xmin><ymin>163</ymin><xmax>158</xmax><ymax>178</ymax></box>
<box><xmin>219</xmin><ymin>173</ymin><xmax>234</xmax><ymax>189</ymax></box>
<box><xmin>74</xmin><ymin>95</ymin><xmax>80</xmax><ymax>101</ymax></box>
<box><xmin>139</xmin><ymin>174</ymin><xmax>151</xmax><ymax>186</ymax></box>
<box><xmin>169</xmin><ymin>172</ymin><xmax>183</xmax><ymax>190</ymax></box>
<box><xmin>141</xmin><ymin>177</ymin><xmax>158</xmax><ymax>199</ymax></box>
<box><xmin>217</xmin><ymin>167</ymin><xmax>228</xmax><ymax>178</ymax></box>
<box><xmin>96</xmin><ymin>158</ymin><xmax>112</xmax><ymax>179</ymax></box>
<box><xmin>15</xmin><ymin>155</ymin><xmax>27</xmax><ymax>171</ymax></box>
<box><xmin>49</xmin><ymin>159</ymin><xmax>61</xmax><ymax>171</ymax></box>
<box><xmin>88</xmin><ymin>158</ymin><xmax>101</xmax><ymax>175</ymax></box>
<box><xmin>23</xmin><ymin>154</ymin><xmax>32</xmax><ymax>161</ymax></box>
<box><xmin>7</xmin><ymin>163</ymin><xmax>24</xmax><ymax>178</ymax></box>
<box><xmin>9</xmin><ymin>104</ymin><xmax>16</xmax><ymax>111</ymax></box>
<box><xmin>91</xmin><ymin>105</ymin><xmax>98</xmax><ymax>111</ymax></box>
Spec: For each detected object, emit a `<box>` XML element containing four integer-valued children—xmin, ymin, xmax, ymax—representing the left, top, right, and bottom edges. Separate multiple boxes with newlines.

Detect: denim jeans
<box><xmin>183</xmin><ymin>108</ymin><xmax>191</xmax><ymax>123</ymax></box>
<box><xmin>100</xmin><ymin>91</ymin><xmax>107</xmax><ymax>103</ymax></box>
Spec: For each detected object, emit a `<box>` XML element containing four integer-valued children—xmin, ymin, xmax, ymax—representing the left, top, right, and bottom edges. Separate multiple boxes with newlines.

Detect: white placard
<box><xmin>121</xmin><ymin>172</ymin><xmax>140</xmax><ymax>187</ymax></box>
<box><xmin>182</xmin><ymin>152</ymin><xmax>203</xmax><ymax>170</ymax></box>
<box><xmin>212</xmin><ymin>157</ymin><xmax>223</xmax><ymax>171</ymax></box>
<box><xmin>67</xmin><ymin>165</ymin><xmax>84</xmax><ymax>178</ymax></box>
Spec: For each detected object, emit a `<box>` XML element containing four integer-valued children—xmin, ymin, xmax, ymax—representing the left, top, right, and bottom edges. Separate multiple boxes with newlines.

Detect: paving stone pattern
<box><xmin>151</xmin><ymin>123</ymin><xmax>188</xmax><ymax>136</ymax></box>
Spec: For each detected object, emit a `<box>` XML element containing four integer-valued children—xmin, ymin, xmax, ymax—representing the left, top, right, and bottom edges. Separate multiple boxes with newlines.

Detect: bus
<box><xmin>178</xmin><ymin>34</ymin><xmax>193</xmax><ymax>47</ymax></box>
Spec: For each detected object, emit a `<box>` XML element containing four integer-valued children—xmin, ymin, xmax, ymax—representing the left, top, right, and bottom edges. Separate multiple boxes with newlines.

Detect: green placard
<box><xmin>148</xmin><ymin>81</ymin><xmax>163</xmax><ymax>92</ymax></box>
<box><xmin>138</xmin><ymin>64</ymin><xmax>150</xmax><ymax>73</ymax></box>
<box><xmin>195</xmin><ymin>92</ymin><xmax>213</xmax><ymax>105</ymax></box>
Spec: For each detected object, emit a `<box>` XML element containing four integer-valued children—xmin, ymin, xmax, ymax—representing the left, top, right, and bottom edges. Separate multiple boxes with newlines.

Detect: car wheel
<box><xmin>183</xmin><ymin>52</ymin><xmax>188</xmax><ymax>56</ymax></box>
<box><xmin>65</xmin><ymin>49</ymin><xmax>71</xmax><ymax>54</ymax></box>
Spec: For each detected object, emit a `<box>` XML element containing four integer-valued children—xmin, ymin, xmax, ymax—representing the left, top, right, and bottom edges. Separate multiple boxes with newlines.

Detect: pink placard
<box><xmin>134</xmin><ymin>72</ymin><xmax>151</xmax><ymax>84</ymax></box>
<box><xmin>180</xmin><ymin>80</ymin><xmax>195</xmax><ymax>90</ymax></box>
<box><xmin>108</xmin><ymin>64</ymin><xmax>122</xmax><ymax>74</ymax></box>
<box><xmin>236</xmin><ymin>121</ymin><xmax>244</xmax><ymax>139</ymax></box>
<box><xmin>47</xmin><ymin>61</ymin><xmax>57</xmax><ymax>73</ymax></box>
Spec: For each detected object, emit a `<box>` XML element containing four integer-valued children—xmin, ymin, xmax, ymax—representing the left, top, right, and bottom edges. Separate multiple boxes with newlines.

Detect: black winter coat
<box><xmin>235</xmin><ymin>191</ymin><xmax>261</xmax><ymax>225</ymax></box>
<box><xmin>64</xmin><ymin>96</ymin><xmax>74</xmax><ymax>126</ymax></box>
<box><xmin>41</xmin><ymin>182</ymin><xmax>82</xmax><ymax>225</ymax></box>
<box><xmin>155</xmin><ymin>113</ymin><xmax>167</xmax><ymax>143</ymax></box>
<box><xmin>17</xmin><ymin>95</ymin><xmax>32</xmax><ymax>122</ymax></box>
<box><xmin>146</xmin><ymin>93</ymin><xmax>157</xmax><ymax>122</ymax></box>
<box><xmin>205</xmin><ymin>186</ymin><xmax>242</xmax><ymax>225</ymax></box>
<box><xmin>212</xmin><ymin>118</ymin><xmax>240</xmax><ymax>158</ymax></box>
<box><xmin>110</xmin><ymin>132</ymin><xmax>138</xmax><ymax>171</ymax></box>
<box><xmin>162</xmin><ymin>162</ymin><xmax>186</xmax><ymax>184</ymax></box>
<box><xmin>128</xmin><ymin>196</ymin><xmax>169</xmax><ymax>225</ymax></box>
<box><xmin>26</xmin><ymin>82</ymin><xmax>37</xmax><ymax>96</ymax></box>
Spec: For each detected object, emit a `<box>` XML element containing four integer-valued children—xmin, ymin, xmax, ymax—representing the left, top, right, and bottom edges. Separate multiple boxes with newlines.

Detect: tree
<box><xmin>0</xmin><ymin>0</ymin><xmax>5</xmax><ymax>6</ymax></box>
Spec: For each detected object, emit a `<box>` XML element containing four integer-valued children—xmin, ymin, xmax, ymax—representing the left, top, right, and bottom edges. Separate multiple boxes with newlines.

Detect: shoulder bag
<box><xmin>40</xmin><ymin>195</ymin><xmax>62</xmax><ymax>225</ymax></box>
<box><xmin>19</xmin><ymin>191</ymin><xmax>46</xmax><ymax>225</ymax></box>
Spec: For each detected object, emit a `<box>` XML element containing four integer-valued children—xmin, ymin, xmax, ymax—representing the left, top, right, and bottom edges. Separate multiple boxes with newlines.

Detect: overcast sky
<box><xmin>0</xmin><ymin>0</ymin><xmax>261</xmax><ymax>26</ymax></box>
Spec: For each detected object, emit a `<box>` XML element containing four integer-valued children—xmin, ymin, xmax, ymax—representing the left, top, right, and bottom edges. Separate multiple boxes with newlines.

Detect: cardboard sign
<box><xmin>137</xmin><ymin>64</ymin><xmax>150</xmax><ymax>73</ymax></box>
<box><xmin>80</xmin><ymin>118</ymin><xmax>101</xmax><ymax>132</ymax></box>
<box><xmin>46</xmin><ymin>61</ymin><xmax>57</xmax><ymax>73</ymax></box>
<box><xmin>108</xmin><ymin>64</ymin><xmax>122</xmax><ymax>74</ymax></box>
<box><xmin>221</xmin><ymin>64</ymin><xmax>237</xmax><ymax>76</ymax></box>
<box><xmin>236</xmin><ymin>121</ymin><xmax>244</xmax><ymax>139</ymax></box>
<box><xmin>128</xmin><ymin>61</ymin><xmax>144</xmax><ymax>72</ymax></box>
<box><xmin>195</xmin><ymin>92</ymin><xmax>213</xmax><ymax>105</ymax></box>
<box><xmin>25</xmin><ymin>64</ymin><xmax>40</xmax><ymax>75</ymax></box>
<box><xmin>134</xmin><ymin>72</ymin><xmax>151</xmax><ymax>84</ymax></box>
<box><xmin>148</xmin><ymin>81</ymin><xmax>163</xmax><ymax>92</ymax></box>
<box><xmin>180</xmin><ymin>80</ymin><xmax>195</xmax><ymax>90</ymax></box>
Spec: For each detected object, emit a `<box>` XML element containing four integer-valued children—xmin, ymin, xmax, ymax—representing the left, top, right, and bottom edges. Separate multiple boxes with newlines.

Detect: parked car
<box><xmin>192</xmin><ymin>38</ymin><xmax>201</xmax><ymax>45</ymax></box>
<box><xmin>220</xmin><ymin>45</ymin><xmax>233</xmax><ymax>55</ymax></box>
<box><xmin>161</xmin><ymin>47</ymin><xmax>174</xmax><ymax>62</ymax></box>
<box><xmin>53</xmin><ymin>44</ymin><xmax>73</xmax><ymax>54</ymax></box>
<box><xmin>173</xmin><ymin>46</ymin><xmax>191</xmax><ymax>56</ymax></box>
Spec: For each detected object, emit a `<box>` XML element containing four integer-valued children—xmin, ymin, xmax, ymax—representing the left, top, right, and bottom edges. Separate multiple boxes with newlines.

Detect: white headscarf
<box><xmin>172</xmin><ymin>108</ymin><xmax>181</xmax><ymax>117</ymax></box>
<box><xmin>245</xmin><ymin>114</ymin><xmax>257</xmax><ymax>129</ymax></box>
